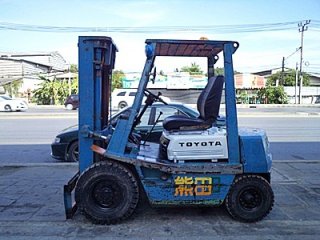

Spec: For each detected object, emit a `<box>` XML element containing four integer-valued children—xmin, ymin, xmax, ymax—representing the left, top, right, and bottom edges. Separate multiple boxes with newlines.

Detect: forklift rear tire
<box><xmin>225</xmin><ymin>175</ymin><xmax>274</xmax><ymax>222</ymax></box>
<box><xmin>75</xmin><ymin>161</ymin><xmax>139</xmax><ymax>224</ymax></box>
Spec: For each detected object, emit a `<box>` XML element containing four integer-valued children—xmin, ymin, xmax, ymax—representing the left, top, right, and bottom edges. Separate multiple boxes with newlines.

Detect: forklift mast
<box><xmin>78</xmin><ymin>36</ymin><xmax>118</xmax><ymax>173</ymax></box>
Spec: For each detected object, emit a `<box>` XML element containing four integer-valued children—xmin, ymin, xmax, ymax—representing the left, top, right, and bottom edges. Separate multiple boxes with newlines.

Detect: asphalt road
<box><xmin>238</xmin><ymin>116</ymin><xmax>320</xmax><ymax>161</ymax></box>
<box><xmin>0</xmin><ymin>106</ymin><xmax>319</xmax><ymax>164</ymax></box>
<box><xmin>0</xmin><ymin>106</ymin><xmax>320</xmax><ymax>239</ymax></box>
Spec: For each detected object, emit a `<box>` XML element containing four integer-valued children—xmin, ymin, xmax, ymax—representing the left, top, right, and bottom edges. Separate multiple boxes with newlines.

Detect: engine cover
<box><xmin>160</xmin><ymin>127</ymin><xmax>228</xmax><ymax>162</ymax></box>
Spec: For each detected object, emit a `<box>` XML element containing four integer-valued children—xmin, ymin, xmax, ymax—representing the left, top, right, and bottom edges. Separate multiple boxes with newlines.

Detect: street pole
<box><xmin>298</xmin><ymin>20</ymin><xmax>310</xmax><ymax>104</ymax></box>
<box><xmin>295</xmin><ymin>62</ymin><xmax>298</xmax><ymax>104</ymax></box>
<box><xmin>280</xmin><ymin>57</ymin><xmax>285</xmax><ymax>85</ymax></box>
<box><xmin>68</xmin><ymin>64</ymin><xmax>72</xmax><ymax>96</ymax></box>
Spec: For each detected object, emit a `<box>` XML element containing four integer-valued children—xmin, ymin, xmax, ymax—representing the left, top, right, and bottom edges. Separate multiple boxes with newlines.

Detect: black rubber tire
<box><xmin>225</xmin><ymin>175</ymin><xmax>274</xmax><ymax>222</ymax></box>
<box><xmin>75</xmin><ymin>161</ymin><xmax>139</xmax><ymax>224</ymax></box>
<box><xmin>118</xmin><ymin>101</ymin><xmax>128</xmax><ymax>109</ymax></box>
<box><xmin>4</xmin><ymin>104</ymin><xmax>12</xmax><ymax>112</ymax></box>
<box><xmin>67</xmin><ymin>141</ymin><xmax>79</xmax><ymax>162</ymax></box>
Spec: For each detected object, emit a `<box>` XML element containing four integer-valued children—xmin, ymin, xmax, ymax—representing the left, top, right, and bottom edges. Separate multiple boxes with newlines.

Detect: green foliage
<box><xmin>32</xmin><ymin>76</ymin><xmax>77</xmax><ymax>105</ymax></box>
<box><xmin>112</xmin><ymin>70</ymin><xmax>125</xmax><ymax>90</ymax></box>
<box><xmin>32</xmin><ymin>69</ymin><xmax>124</xmax><ymax>105</ymax></box>
<box><xmin>181</xmin><ymin>62</ymin><xmax>203</xmax><ymax>75</ymax></box>
<box><xmin>215</xmin><ymin>67</ymin><xmax>240</xmax><ymax>76</ymax></box>
<box><xmin>3</xmin><ymin>79</ymin><xmax>23</xmax><ymax>97</ymax></box>
<box><xmin>238</xmin><ymin>91</ymin><xmax>249</xmax><ymax>104</ymax></box>
<box><xmin>71</xmin><ymin>76</ymin><xmax>78</xmax><ymax>92</ymax></box>
<box><xmin>69</xmin><ymin>64</ymin><xmax>78</xmax><ymax>73</ymax></box>
<box><xmin>215</xmin><ymin>67</ymin><xmax>224</xmax><ymax>76</ymax></box>
<box><xmin>267</xmin><ymin>70</ymin><xmax>310</xmax><ymax>86</ymax></box>
<box><xmin>180</xmin><ymin>65</ymin><xmax>240</xmax><ymax>76</ymax></box>
<box><xmin>257</xmin><ymin>86</ymin><xmax>288</xmax><ymax>104</ymax></box>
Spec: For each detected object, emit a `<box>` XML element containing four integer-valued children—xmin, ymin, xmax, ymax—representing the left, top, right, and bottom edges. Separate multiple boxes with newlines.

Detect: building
<box><xmin>234</xmin><ymin>73</ymin><xmax>266</xmax><ymax>89</ymax></box>
<box><xmin>254</xmin><ymin>68</ymin><xmax>320</xmax><ymax>103</ymax></box>
<box><xmin>308</xmin><ymin>73</ymin><xmax>320</xmax><ymax>87</ymax></box>
<box><xmin>0</xmin><ymin>52</ymin><xmax>67</xmax><ymax>97</ymax></box>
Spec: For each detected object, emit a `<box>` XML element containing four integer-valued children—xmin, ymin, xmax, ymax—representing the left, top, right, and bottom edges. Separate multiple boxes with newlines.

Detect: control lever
<box><xmin>143</xmin><ymin>111</ymin><xmax>163</xmax><ymax>145</ymax></box>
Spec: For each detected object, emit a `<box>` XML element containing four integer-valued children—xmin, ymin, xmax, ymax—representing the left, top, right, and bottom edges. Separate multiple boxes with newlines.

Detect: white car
<box><xmin>111</xmin><ymin>89</ymin><xmax>170</xmax><ymax>110</ymax></box>
<box><xmin>0</xmin><ymin>95</ymin><xmax>28</xmax><ymax>112</ymax></box>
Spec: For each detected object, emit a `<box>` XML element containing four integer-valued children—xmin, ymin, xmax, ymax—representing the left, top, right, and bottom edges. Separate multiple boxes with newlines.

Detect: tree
<box><xmin>215</xmin><ymin>67</ymin><xmax>240</xmax><ymax>76</ymax></box>
<box><xmin>257</xmin><ymin>86</ymin><xmax>288</xmax><ymax>104</ymax></box>
<box><xmin>180</xmin><ymin>62</ymin><xmax>203</xmax><ymax>75</ymax></box>
<box><xmin>215</xmin><ymin>67</ymin><xmax>224</xmax><ymax>76</ymax></box>
<box><xmin>179</xmin><ymin>65</ymin><xmax>241</xmax><ymax>76</ymax></box>
<box><xmin>112</xmin><ymin>70</ymin><xmax>125</xmax><ymax>90</ymax></box>
<box><xmin>69</xmin><ymin>64</ymin><xmax>78</xmax><ymax>73</ymax></box>
<box><xmin>70</xmin><ymin>76</ymin><xmax>78</xmax><ymax>93</ymax></box>
<box><xmin>3</xmin><ymin>79</ymin><xmax>23</xmax><ymax>97</ymax></box>
<box><xmin>238</xmin><ymin>91</ymin><xmax>249</xmax><ymax>104</ymax></box>
<box><xmin>267</xmin><ymin>70</ymin><xmax>310</xmax><ymax>86</ymax></box>
<box><xmin>32</xmin><ymin>77</ymin><xmax>57</xmax><ymax>105</ymax></box>
<box><xmin>32</xmin><ymin>76</ymin><xmax>77</xmax><ymax>105</ymax></box>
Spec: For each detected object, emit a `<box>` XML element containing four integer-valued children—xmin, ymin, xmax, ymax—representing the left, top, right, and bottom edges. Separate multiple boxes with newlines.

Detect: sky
<box><xmin>0</xmin><ymin>0</ymin><xmax>319</xmax><ymax>74</ymax></box>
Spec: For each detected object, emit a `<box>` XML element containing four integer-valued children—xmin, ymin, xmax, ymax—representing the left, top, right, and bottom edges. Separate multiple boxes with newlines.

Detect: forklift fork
<box><xmin>63</xmin><ymin>172</ymin><xmax>79</xmax><ymax>219</ymax></box>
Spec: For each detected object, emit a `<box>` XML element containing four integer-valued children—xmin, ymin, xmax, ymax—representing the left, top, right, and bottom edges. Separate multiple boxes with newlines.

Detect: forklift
<box><xmin>64</xmin><ymin>36</ymin><xmax>274</xmax><ymax>224</ymax></box>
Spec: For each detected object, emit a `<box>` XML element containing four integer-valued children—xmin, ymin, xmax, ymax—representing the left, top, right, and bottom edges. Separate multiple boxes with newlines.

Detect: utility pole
<box><xmin>68</xmin><ymin>65</ymin><xmax>72</xmax><ymax>96</ymax></box>
<box><xmin>280</xmin><ymin>56</ymin><xmax>285</xmax><ymax>85</ymax></box>
<box><xmin>295</xmin><ymin>62</ymin><xmax>298</xmax><ymax>104</ymax></box>
<box><xmin>298</xmin><ymin>20</ymin><xmax>310</xmax><ymax>104</ymax></box>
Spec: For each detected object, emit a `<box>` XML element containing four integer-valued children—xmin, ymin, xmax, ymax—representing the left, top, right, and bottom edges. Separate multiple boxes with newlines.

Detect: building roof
<box><xmin>253</xmin><ymin>67</ymin><xmax>291</xmax><ymax>77</ymax></box>
<box><xmin>0</xmin><ymin>51</ymin><xmax>67</xmax><ymax>86</ymax></box>
<box><xmin>0</xmin><ymin>51</ymin><xmax>66</xmax><ymax>71</ymax></box>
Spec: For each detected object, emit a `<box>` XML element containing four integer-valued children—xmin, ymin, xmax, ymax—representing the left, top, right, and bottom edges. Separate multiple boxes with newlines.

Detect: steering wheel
<box><xmin>144</xmin><ymin>89</ymin><xmax>168</xmax><ymax>105</ymax></box>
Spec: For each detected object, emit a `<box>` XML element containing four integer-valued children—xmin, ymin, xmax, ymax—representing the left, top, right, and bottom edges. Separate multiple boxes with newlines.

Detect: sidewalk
<box><xmin>0</xmin><ymin>161</ymin><xmax>320</xmax><ymax>239</ymax></box>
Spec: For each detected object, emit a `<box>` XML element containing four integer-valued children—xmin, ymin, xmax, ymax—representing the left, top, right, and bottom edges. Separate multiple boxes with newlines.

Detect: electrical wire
<box><xmin>0</xmin><ymin>20</ymin><xmax>319</xmax><ymax>33</ymax></box>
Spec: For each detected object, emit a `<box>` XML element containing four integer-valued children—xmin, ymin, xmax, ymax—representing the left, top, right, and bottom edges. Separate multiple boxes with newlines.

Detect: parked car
<box><xmin>64</xmin><ymin>94</ymin><xmax>79</xmax><ymax>110</ymax></box>
<box><xmin>51</xmin><ymin>103</ymin><xmax>200</xmax><ymax>162</ymax></box>
<box><xmin>64</xmin><ymin>92</ymin><xmax>169</xmax><ymax>111</ymax></box>
<box><xmin>0</xmin><ymin>95</ymin><xmax>28</xmax><ymax>112</ymax></box>
<box><xmin>111</xmin><ymin>89</ymin><xmax>170</xmax><ymax>110</ymax></box>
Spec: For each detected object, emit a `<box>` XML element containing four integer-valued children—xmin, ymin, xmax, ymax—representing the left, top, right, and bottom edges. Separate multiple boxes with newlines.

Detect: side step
<box><xmin>63</xmin><ymin>172</ymin><xmax>80</xmax><ymax>219</ymax></box>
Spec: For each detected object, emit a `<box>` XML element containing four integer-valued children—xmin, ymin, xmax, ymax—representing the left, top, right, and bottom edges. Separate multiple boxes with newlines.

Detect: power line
<box><xmin>284</xmin><ymin>48</ymin><xmax>301</xmax><ymax>61</ymax></box>
<box><xmin>0</xmin><ymin>20</ymin><xmax>318</xmax><ymax>34</ymax></box>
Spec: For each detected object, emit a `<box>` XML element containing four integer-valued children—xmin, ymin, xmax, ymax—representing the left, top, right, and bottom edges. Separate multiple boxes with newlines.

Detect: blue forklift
<box><xmin>64</xmin><ymin>36</ymin><xmax>274</xmax><ymax>224</ymax></box>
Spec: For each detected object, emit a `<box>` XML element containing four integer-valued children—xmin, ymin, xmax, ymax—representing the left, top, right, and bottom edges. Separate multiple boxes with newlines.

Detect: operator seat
<box><xmin>163</xmin><ymin>75</ymin><xmax>224</xmax><ymax>131</ymax></box>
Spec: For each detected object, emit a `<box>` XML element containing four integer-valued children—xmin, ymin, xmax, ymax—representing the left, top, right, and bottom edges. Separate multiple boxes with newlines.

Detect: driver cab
<box><xmin>159</xmin><ymin>75</ymin><xmax>228</xmax><ymax>162</ymax></box>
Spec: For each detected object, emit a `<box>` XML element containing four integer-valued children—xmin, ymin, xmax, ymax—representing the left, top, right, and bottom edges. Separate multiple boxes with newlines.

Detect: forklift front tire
<box><xmin>75</xmin><ymin>161</ymin><xmax>139</xmax><ymax>224</ymax></box>
<box><xmin>225</xmin><ymin>175</ymin><xmax>274</xmax><ymax>222</ymax></box>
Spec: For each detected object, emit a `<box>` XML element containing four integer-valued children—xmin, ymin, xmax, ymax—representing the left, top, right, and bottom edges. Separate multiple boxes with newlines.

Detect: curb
<box><xmin>28</xmin><ymin>104</ymin><xmax>65</xmax><ymax>109</ymax></box>
<box><xmin>28</xmin><ymin>103</ymin><xmax>320</xmax><ymax>110</ymax></box>
<box><xmin>236</xmin><ymin>104</ymin><xmax>320</xmax><ymax>108</ymax></box>
<box><xmin>0</xmin><ymin>162</ymin><xmax>77</xmax><ymax>167</ymax></box>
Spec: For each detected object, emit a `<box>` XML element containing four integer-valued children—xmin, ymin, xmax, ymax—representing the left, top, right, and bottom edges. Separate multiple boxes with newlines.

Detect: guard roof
<box><xmin>145</xmin><ymin>39</ymin><xmax>239</xmax><ymax>57</ymax></box>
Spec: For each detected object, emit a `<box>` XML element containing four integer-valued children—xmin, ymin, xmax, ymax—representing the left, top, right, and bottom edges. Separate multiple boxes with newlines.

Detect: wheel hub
<box><xmin>239</xmin><ymin>188</ymin><xmax>262</xmax><ymax>210</ymax></box>
<box><xmin>93</xmin><ymin>183</ymin><xmax>119</xmax><ymax>208</ymax></box>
